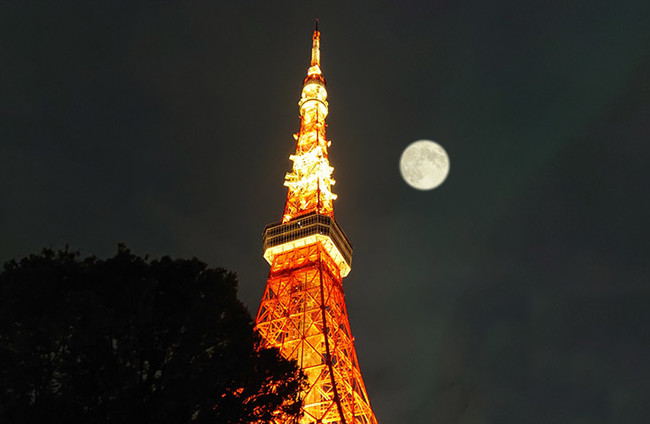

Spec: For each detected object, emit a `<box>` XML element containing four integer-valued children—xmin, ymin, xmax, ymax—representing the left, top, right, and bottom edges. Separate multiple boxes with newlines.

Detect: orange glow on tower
<box><xmin>255</xmin><ymin>23</ymin><xmax>379</xmax><ymax>424</ymax></box>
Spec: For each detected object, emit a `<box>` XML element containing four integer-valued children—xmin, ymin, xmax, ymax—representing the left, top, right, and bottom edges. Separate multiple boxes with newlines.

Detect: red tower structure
<box><xmin>254</xmin><ymin>23</ymin><xmax>379</xmax><ymax>424</ymax></box>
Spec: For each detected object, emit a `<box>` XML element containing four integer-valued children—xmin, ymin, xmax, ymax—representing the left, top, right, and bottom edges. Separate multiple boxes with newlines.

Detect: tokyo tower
<box><xmin>254</xmin><ymin>22</ymin><xmax>379</xmax><ymax>424</ymax></box>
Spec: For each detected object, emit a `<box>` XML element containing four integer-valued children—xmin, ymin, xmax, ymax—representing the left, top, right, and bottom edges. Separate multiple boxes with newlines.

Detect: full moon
<box><xmin>399</xmin><ymin>140</ymin><xmax>450</xmax><ymax>190</ymax></box>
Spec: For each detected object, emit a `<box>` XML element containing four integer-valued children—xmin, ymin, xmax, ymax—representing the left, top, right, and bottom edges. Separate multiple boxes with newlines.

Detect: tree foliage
<box><xmin>0</xmin><ymin>246</ymin><xmax>305</xmax><ymax>423</ymax></box>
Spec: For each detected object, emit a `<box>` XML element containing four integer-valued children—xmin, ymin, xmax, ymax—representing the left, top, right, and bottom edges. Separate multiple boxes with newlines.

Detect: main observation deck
<box><xmin>263</xmin><ymin>212</ymin><xmax>352</xmax><ymax>277</ymax></box>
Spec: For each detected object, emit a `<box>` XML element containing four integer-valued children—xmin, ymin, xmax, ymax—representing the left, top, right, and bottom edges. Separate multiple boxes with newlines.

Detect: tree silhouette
<box><xmin>0</xmin><ymin>245</ymin><xmax>305</xmax><ymax>423</ymax></box>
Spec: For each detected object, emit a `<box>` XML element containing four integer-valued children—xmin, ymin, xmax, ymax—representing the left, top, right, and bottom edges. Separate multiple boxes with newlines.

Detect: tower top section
<box><xmin>281</xmin><ymin>24</ymin><xmax>336</xmax><ymax>224</ymax></box>
<box><xmin>266</xmin><ymin>23</ymin><xmax>352</xmax><ymax>276</ymax></box>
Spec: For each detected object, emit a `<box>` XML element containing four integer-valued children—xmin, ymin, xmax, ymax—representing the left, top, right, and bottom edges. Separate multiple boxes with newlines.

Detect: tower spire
<box><xmin>255</xmin><ymin>25</ymin><xmax>379</xmax><ymax>424</ymax></box>
<box><xmin>310</xmin><ymin>19</ymin><xmax>320</xmax><ymax>69</ymax></box>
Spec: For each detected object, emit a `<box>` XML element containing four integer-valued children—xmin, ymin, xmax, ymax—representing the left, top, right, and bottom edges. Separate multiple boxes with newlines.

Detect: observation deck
<box><xmin>263</xmin><ymin>212</ymin><xmax>352</xmax><ymax>277</ymax></box>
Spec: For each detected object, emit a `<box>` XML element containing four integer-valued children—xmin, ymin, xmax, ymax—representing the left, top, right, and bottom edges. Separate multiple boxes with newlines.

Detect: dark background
<box><xmin>2</xmin><ymin>1</ymin><xmax>649</xmax><ymax>423</ymax></box>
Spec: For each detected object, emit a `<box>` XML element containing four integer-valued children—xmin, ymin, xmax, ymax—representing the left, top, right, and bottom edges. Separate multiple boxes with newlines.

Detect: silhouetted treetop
<box><xmin>0</xmin><ymin>246</ymin><xmax>304</xmax><ymax>424</ymax></box>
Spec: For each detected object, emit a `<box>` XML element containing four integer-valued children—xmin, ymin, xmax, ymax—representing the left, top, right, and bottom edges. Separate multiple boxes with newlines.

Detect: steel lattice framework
<box><xmin>255</xmin><ymin>23</ymin><xmax>379</xmax><ymax>424</ymax></box>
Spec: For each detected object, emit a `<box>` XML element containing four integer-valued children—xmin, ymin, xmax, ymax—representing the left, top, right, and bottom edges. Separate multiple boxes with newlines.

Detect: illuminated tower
<box><xmin>255</xmin><ymin>23</ymin><xmax>379</xmax><ymax>424</ymax></box>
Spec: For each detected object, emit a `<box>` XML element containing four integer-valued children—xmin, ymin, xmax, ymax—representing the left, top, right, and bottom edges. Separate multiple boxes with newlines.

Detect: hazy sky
<box><xmin>2</xmin><ymin>1</ymin><xmax>650</xmax><ymax>423</ymax></box>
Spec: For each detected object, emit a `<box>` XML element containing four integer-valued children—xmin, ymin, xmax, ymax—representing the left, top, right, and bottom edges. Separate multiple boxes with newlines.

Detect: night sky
<box><xmin>2</xmin><ymin>1</ymin><xmax>650</xmax><ymax>423</ymax></box>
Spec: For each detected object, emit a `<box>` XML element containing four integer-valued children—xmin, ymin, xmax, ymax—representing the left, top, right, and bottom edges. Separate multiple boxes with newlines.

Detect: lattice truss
<box><xmin>256</xmin><ymin>243</ymin><xmax>378</xmax><ymax>424</ymax></box>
